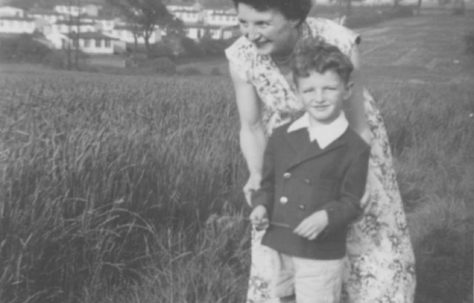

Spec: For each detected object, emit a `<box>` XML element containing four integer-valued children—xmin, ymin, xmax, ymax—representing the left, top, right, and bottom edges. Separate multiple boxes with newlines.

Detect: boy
<box><xmin>249</xmin><ymin>40</ymin><xmax>370</xmax><ymax>303</ymax></box>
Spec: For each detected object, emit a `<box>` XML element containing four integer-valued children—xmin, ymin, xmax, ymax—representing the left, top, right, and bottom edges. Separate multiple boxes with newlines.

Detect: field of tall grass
<box><xmin>0</xmin><ymin>66</ymin><xmax>472</xmax><ymax>303</ymax></box>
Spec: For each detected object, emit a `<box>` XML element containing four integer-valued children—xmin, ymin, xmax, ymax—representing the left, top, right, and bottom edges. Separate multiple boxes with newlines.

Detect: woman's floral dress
<box><xmin>225</xmin><ymin>18</ymin><xmax>416</xmax><ymax>303</ymax></box>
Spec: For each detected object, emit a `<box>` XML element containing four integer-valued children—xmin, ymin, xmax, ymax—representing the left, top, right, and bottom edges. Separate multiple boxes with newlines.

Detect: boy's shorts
<box><xmin>270</xmin><ymin>250</ymin><xmax>344</xmax><ymax>303</ymax></box>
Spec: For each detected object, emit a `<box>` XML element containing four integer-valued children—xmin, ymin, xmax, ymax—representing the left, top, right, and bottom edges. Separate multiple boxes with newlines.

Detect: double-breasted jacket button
<box><xmin>298</xmin><ymin>204</ymin><xmax>305</xmax><ymax>210</ymax></box>
<box><xmin>283</xmin><ymin>172</ymin><xmax>291</xmax><ymax>179</ymax></box>
<box><xmin>279</xmin><ymin>196</ymin><xmax>288</xmax><ymax>204</ymax></box>
<box><xmin>304</xmin><ymin>178</ymin><xmax>311</xmax><ymax>184</ymax></box>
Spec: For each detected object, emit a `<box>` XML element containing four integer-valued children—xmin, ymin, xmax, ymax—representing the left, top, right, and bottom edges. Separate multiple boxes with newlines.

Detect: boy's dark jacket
<box><xmin>252</xmin><ymin>122</ymin><xmax>370</xmax><ymax>260</ymax></box>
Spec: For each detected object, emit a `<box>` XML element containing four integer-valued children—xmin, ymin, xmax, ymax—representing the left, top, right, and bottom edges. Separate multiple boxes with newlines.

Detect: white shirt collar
<box><xmin>287</xmin><ymin>112</ymin><xmax>349</xmax><ymax>149</ymax></box>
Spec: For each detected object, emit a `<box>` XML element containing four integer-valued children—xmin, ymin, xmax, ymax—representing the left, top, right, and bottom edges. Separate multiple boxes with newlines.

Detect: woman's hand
<box><xmin>293</xmin><ymin>210</ymin><xmax>329</xmax><ymax>240</ymax></box>
<box><xmin>249</xmin><ymin>205</ymin><xmax>269</xmax><ymax>231</ymax></box>
<box><xmin>243</xmin><ymin>174</ymin><xmax>262</xmax><ymax>206</ymax></box>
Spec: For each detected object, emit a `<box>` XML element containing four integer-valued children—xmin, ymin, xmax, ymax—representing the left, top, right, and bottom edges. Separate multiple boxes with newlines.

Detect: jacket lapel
<box><xmin>282</xmin><ymin>127</ymin><xmax>309</xmax><ymax>155</ymax></box>
<box><xmin>285</xmin><ymin>129</ymin><xmax>348</xmax><ymax>171</ymax></box>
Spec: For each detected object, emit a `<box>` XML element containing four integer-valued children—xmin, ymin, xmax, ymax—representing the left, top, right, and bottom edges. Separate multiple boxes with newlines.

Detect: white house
<box><xmin>167</xmin><ymin>4</ymin><xmax>201</xmax><ymax>12</ymax></box>
<box><xmin>106</xmin><ymin>24</ymin><xmax>163</xmax><ymax>44</ymax></box>
<box><xmin>168</xmin><ymin>5</ymin><xmax>239</xmax><ymax>27</ymax></box>
<box><xmin>354</xmin><ymin>0</ymin><xmax>393</xmax><ymax>5</ymax></box>
<box><xmin>82</xmin><ymin>16</ymin><xmax>115</xmax><ymax>31</ymax></box>
<box><xmin>0</xmin><ymin>5</ymin><xmax>25</xmax><ymax>17</ymax></box>
<box><xmin>220</xmin><ymin>24</ymin><xmax>239</xmax><ymax>40</ymax></box>
<box><xmin>171</xmin><ymin>8</ymin><xmax>203</xmax><ymax>24</ymax></box>
<box><xmin>52</xmin><ymin>19</ymin><xmax>97</xmax><ymax>34</ymax></box>
<box><xmin>167</xmin><ymin>5</ymin><xmax>239</xmax><ymax>40</ymax></box>
<box><xmin>185</xmin><ymin>23</ymin><xmax>238</xmax><ymax>40</ymax></box>
<box><xmin>46</xmin><ymin>31</ymin><xmax>119</xmax><ymax>54</ymax></box>
<box><xmin>0</xmin><ymin>16</ymin><xmax>36</xmax><ymax>34</ymax></box>
<box><xmin>28</xmin><ymin>8</ymin><xmax>62</xmax><ymax>24</ymax></box>
<box><xmin>204</xmin><ymin>10</ymin><xmax>238</xmax><ymax>27</ymax></box>
<box><xmin>54</xmin><ymin>4</ymin><xmax>101</xmax><ymax>17</ymax></box>
<box><xmin>313</xmin><ymin>0</ymin><xmax>337</xmax><ymax>5</ymax></box>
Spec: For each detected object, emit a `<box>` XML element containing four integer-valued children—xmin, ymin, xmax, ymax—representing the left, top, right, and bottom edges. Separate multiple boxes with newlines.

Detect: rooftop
<box><xmin>28</xmin><ymin>8</ymin><xmax>61</xmax><ymax>15</ymax></box>
<box><xmin>55</xmin><ymin>19</ymin><xmax>96</xmax><ymax>25</ymax></box>
<box><xmin>0</xmin><ymin>4</ymin><xmax>25</xmax><ymax>10</ymax></box>
<box><xmin>65</xmin><ymin>31</ymin><xmax>117</xmax><ymax>40</ymax></box>
<box><xmin>0</xmin><ymin>16</ymin><xmax>34</xmax><ymax>21</ymax></box>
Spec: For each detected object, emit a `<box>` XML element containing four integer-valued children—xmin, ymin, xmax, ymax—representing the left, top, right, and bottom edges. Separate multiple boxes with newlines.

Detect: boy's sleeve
<box><xmin>250</xmin><ymin>134</ymin><xmax>276</xmax><ymax>212</ymax></box>
<box><xmin>321</xmin><ymin>146</ymin><xmax>370</xmax><ymax>234</ymax></box>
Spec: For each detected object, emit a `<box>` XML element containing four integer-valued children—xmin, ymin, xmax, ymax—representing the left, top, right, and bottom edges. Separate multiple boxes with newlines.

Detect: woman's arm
<box><xmin>345</xmin><ymin>46</ymin><xmax>372</xmax><ymax>143</ymax></box>
<box><xmin>229</xmin><ymin>63</ymin><xmax>267</xmax><ymax>204</ymax></box>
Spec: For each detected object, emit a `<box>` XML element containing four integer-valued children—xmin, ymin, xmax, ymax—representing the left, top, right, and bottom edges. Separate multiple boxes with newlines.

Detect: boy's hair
<box><xmin>231</xmin><ymin>0</ymin><xmax>312</xmax><ymax>25</ymax></box>
<box><xmin>291</xmin><ymin>38</ymin><xmax>354</xmax><ymax>85</ymax></box>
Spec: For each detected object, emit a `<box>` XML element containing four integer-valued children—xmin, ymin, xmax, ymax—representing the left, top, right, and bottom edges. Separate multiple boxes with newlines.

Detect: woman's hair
<box><xmin>291</xmin><ymin>38</ymin><xmax>354</xmax><ymax>84</ymax></box>
<box><xmin>232</xmin><ymin>0</ymin><xmax>312</xmax><ymax>23</ymax></box>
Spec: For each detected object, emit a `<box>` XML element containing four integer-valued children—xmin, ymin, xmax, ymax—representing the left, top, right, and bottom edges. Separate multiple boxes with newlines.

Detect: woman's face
<box><xmin>236</xmin><ymin>3</ymin><xmax>299</xmax><ymax>56</ymax></box>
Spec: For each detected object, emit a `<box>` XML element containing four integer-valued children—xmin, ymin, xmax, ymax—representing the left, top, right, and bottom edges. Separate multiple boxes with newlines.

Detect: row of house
<box><xmin>0</xmin><ymin>3</ymin><xmax>239</xmax><ymax>55</ymax></box>
<box><xmin>166</xmin><ymin>3</ymin><xmax>239</xmax><ymax>40</ymax></box>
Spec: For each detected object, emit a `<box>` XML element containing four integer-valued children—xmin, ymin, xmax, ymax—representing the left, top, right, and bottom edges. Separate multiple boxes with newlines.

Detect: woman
<box><xmin>225</xmin><ymin>0</ymin><xmax>416</xmax><ymax>302</ymax></box>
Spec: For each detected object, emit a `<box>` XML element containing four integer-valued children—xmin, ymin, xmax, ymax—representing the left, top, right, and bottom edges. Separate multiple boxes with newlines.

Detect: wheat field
<box><xmin>0</xmin><ymin>64</ymin><xmax>472</xmax><ymax>303</ymax></box>
<box><xmin>0</xmin><ymin>13</ymin><xmax>473</xmax><ymax>303</ymax></box>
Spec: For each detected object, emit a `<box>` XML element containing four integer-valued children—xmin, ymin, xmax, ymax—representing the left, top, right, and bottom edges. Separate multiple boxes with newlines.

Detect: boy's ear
<box><xmin>343</xmin><ymin>81</ymin><xmax>354</xmax><ymax>101</ymax></box>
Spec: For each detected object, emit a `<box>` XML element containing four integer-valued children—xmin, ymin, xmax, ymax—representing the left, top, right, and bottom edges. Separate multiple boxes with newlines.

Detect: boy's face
<box><xmin>297</xmin><ymin>69</ymin><xmax>352</xmax><ymax>124</ymax></box>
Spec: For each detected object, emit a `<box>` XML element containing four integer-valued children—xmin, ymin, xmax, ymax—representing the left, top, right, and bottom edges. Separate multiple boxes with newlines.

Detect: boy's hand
<box><xmin>293</xmin><ymin>210</ymin><xmax>329</xmax><ymax>240</ymax></box>
<box><xmin>249</xmin><ymin>205</ymin><xmax>269</xmax><ymax>230</ymax></box>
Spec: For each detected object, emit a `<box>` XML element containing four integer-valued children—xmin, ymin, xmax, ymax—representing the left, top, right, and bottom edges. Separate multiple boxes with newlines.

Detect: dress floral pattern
<box><xmin>225</xmin><ymin>18</ymin><xmax>416</xmax><ymax>303</ymax></box>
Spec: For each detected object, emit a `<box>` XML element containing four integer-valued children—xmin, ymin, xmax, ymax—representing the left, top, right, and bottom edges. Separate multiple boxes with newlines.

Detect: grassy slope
<box><xmin>359</xmin><ymin>15</ymin><xmax>474</xmax><ymax>303</ymax></box>
<box><xmin>0</xmin><ymin>14</ymin><xmax>473</xmax><ymax>303</ymax></box>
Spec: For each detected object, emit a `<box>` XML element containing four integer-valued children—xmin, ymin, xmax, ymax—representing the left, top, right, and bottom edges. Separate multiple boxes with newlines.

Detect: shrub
<box><xmin>181</xmin><ymin>36</ymin><xmax>205</xmax><ymax>57</ymax></box>
<box><xmin>0</xmin><ymin>34</ymin><xmax>52</xmax><ymax>63</ymax></box>
<box><xmin>152</xmin><ymin>57</ymin><xmax>176</xmax><ymax>74</ymax></box>
<box><xmin>149</xmin><ymin>41</ymin><xmax>174</xmax><ymax>58</ymax></box>
<box><xmin>124</xmin><ymin>54</ymin><xmax>176</xmax><ymax>74</ymax></box>
<box><xmin>178</xmin><ymin>66</ymin><xmax>202</xmax><ymax>75</ymax></box>
<box><xmin>125</xmin><ymin>53</ymin><xmax>147</xmax><ymax>68</ymax></box>
<box><xmin>42</xmin><ymin>51</ymin><xmax>68</xmax><ymax>69</ymax></box>
<box><xmin>198</xmin><ymin>38</ymin><xmax>230</xmax><ymax>56</ymax></box>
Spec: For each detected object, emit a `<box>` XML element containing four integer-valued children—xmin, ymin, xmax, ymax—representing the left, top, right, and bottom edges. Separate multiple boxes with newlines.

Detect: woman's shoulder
<box><xmin>225</xmin><ymin>36</ymin><xmax>257</xmax><ymax>64</ymax></box>
<box><xmin>225</xmin><ymin>36</ymin><xmax>257</xmax><ymax>82</ymax></box>
<box><xmin>306</xmin><ymin>17</ymin><xmax>361</xmax><ymax>54</ymax></box>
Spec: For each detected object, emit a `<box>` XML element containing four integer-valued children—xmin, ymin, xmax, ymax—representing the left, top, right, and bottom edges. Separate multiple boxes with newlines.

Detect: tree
<box><xmin>65</xmin><ymin>0</ymin><xmax>82</xmax><ymax>70</ymax></box>
<box><xmin>106</xmin><ymin>0</ymin><xmax>174</xmax><ymax>55</ymax></box>
<box><xmin>161</xmin><ymin>15</ymin><xmax>185</xmax><ymax>37</ymax></box>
